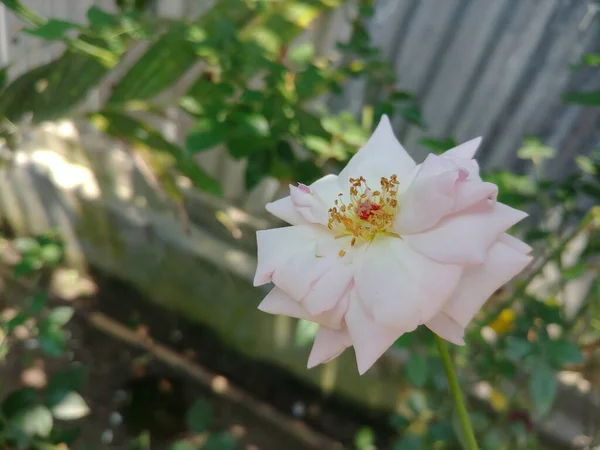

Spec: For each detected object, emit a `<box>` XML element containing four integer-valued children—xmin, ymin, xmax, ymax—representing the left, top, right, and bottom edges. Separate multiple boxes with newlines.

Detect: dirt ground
<box><xmin>0</xmin><ymin>267</ymin><xmax>395</xmax><ymax>450</ymax></box>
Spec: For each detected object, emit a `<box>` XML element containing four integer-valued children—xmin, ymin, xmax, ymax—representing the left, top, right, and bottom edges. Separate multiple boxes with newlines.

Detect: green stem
<box><xmin>434</xmin><ymin>334</ymin><xmax>478</xmax><ymax>450</ymax></box>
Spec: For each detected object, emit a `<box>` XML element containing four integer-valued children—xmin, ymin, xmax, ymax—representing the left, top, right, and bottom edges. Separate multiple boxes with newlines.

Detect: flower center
<box><xmin>327</xmin><ymin>175</ymin><xmax>399</xmax><ymax>243</ymax></box>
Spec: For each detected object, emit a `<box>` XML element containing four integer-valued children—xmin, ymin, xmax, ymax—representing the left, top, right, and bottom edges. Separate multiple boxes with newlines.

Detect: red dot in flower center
<box><xmin>357</xmin><ymin>201</ymin><xmax>381</xmax><ymax>220</ymax></box>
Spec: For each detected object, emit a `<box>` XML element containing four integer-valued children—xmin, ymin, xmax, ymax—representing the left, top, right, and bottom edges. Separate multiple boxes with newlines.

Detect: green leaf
<box><xmin>204</xmin><ymin>432</ymin><xmax>237</xmax><ymax>450</ymax></box>
<box><xmin>388</xmin><ymin>414</ymin><xmax>411</xmax><ymax>429</ymax></box>
<box><xmin>185</xmin><ymin>399</ymin><xmax>212</xmax><ymax>433</ymax></box>
<box><xmin>48</xmin><ymin>391</ymin><xmax>90</xmax><ymax>420</ymax></box>
<box><xmin>49</xmin><ymin>426</ymin><xmax>82</xmax><ymax>446</ymax></box>
<box><xmin>13</xmin><ymin>256</ymin><xmax>43</xmax><ymax>278</ymax></box>
<box><xmin>0</xmin><ymin>66</ymin><xmax>7</xmax><ymax>90</ymax></box>
<box><xmin>108</xmin><ymin>26</ymin><xmax>197</xmax><ymax>104</ymax></box>
<box><xmin>354</xmin><ymin>427</ymin><xmax>376</xmax><ymax>450</ymax></box>
<box><xmin>13</xmin><ymin>237</ymin><xmax>40</xmax><ymax>254</ymax></box>
<box><xmin>30</xmin><ymin>292</ymin><xmax>48</xmax><ymax>313</ymax></box>
<box><xmin>428</xmin><ymin>422</ymin><xmax>454</xmax><ymax>442</ymax></box>
<box><xmin>399</xmin><ymin>106</ymin><xmax>425</xmax><ymax>128</ymax></box>
<box><xmin>2</xmin><ymin>388</ymin><xmax>38</xmax><ymax>417</ymax></box>
<box><xmin>47</xmin><ymin>306</ymin><xmax>74</xmax><ymax>326</ymax></box>
<box><xmin>6</xmin><ymin>311</ymin><xmax>29</xmax><ymax>332</ymax></box>
<box><xmin>40</xmin><ymin>327</ymin><xmax>67</xmax><ymax>357</ymax></box>
<box><xmin>128</xmin><ymin>431</ymin><xmax>151</xmax><ymax>450</ymax></box>
<box><xmin>546</xmin><ymin>340</ymin><xmax>584</xmax><ymax>367</ymax></box>
<box><xmin>11</xmin><ymin>405</ymin><xmax>53</xmax><ymax>437</ymax></box>
<box><xmin>393</xmin><ymin>434</ymin><xmax>422</xmax><ymax>450</ymax></box>
<box><xmin>576</xmin><ymin>155</ymin><xmax>597</xmax><ymax>175</ymax></box>
<box><xmin>504</xmin><ymin>337</ymin><xmax>533</xmax><ymax>362</ymax></box>
<box><xmin>40</xmin><ymin>243</ymin><xmax>63</xmax><ymax>265</ymax></box>
<box><xmin>563</xmin><ymin>90</ymin><xmax>600</xmax><ymax>106</ymax></box>
<box><xmin>288</xmin><ymin>42</ymin><xmax>315</xmax><ymax>66</ymax></box>
<box><xmin>23</xmin><ymin>19</ymin><xmax>79</xmax><ymax>40</ymax></box>
<box><xmin>517</xmin><ymin>137</ymin><xmax>556</xmax><ymax>164</ymax></box>
<box><xmin>404</xmin><ymin>353</ymin><xmax>429</xmax><ymax>388</ymax></box>
<box><xmin>47</xmin><ymin>365</ymin><xmax>89</xmax><ymax>392</ymax></box>
<box><xmin>168</xmin><ymin>442</ymin><xmax>196</xmax><ymax>450</ymax></box>
<box><xmin>529</xmin><ymin>364</ymin><xmax>557</xmax><ymax>415</ymax></box>
<box><xmin>245</xmin><ymin>149</ymin><xmax>273</xmax><ymax>190</ymax></box>
<box><xmin>87</xmin><ymin>6</ymin><xmax>119</xmax><ymax>32</ymax></box>
<box><xmin>563</xmin><ymin>263</ymin><xmax>587</xmax><ymax>280</ymax></box>
<box><xmin>185</xmin><ymin>127</ymin><xmax>226</xmax><ymax>154</ymax></box>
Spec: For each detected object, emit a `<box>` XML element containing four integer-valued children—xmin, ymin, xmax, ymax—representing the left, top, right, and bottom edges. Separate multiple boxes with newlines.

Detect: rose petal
<box><xmin>272</xmin><ymin>235</ymin><xmax>350</xmax><ymax>301</ymax></box>
<box><xmin>443</xmin><ymin>137</ymin><xmax>482</xmax><ymax>160</ymax></box>
<box><xmin>498</xmin><ymin>232</ymin><xmax>532</xmax><ymax>254</ymax></box>
<box><xmin>395</xmin><ymin>154</ymin><xmax>466</xmax><ymax>234</ymax></box>
<box><xmin>339</xmin><ymin>115</ymin><xmax>416</xmax><ymax>186</ymax></box>
<box><xmin>345</xmin><ymin>289</ymin><xmax>401</xmax><ymax>375</ymax></box>
<box><xmin>425</xmin><ymin>312</ymin><xmax>465</xmax><ymax>345</ymax></box>
<box><xmin>265</xmin><ymin>196</ymin><xmax>306</xmax><ymax>225</ymax></box>
<box><xmin>302</xmin><ymin>263</ymin><xmax>354</xmax><ymax>316</ymax></box>
<box><xmin>307</xmin><ymin>326</ymin><xmax>352</xmax><ymax>368</ymax></box>
<box><xmin>442</xmin><ymin>240</ymin><xmax>533</xmax><ymax>328</ymax></box>
<box><xmin>254</xmin><ymin>225</ymin><xmax>327</xmax><ymax>286</ymax></box>
<box><xmin>404</xmin><ymin>202</ymin><xmax>528</xmax><ymax>264</ymax></box>
<box><xmin>452</xmin><ymin>181</ymin><xmax>498</xmax><ymax>213</ymax></box>
<box><xmin>266</xmin><ymin>174</ymin><xmax>342</xmax><ymax>226</ymax></box>
<box><xmin>258</xmin><ymin>287</ymin><xmax>314</xmax><ymax>321</ymax></box>
<box><xmin>354</xmin><ymin>236</ymin><xmax>462</xmax><ymax>328</ymax></box>
<box><xmin>258</xmin><ymin>287</ymin><xmax>349</xmax><ymax>330</ymax></box>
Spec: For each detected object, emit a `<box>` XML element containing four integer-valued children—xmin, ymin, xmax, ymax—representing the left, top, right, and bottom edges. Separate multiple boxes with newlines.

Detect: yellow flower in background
<box><xmin>489</xmin><ymin>389</ymin><xmax>509</xmax><ymax>412</ymax></box>
<box><xmin>489</xmin><ymin>309</ymin><xmax>516</xmax><ymax>335</ymax></box>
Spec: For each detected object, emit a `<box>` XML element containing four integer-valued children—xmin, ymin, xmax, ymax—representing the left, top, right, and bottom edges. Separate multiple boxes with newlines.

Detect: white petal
<box><xmin>271</xmin><ymin>235</ymin><xmax>349</xmax><ymax>301</ymax></box>
<box><xmin>265</xmin><ymin>196</ymin><xmax>306</xmax><ymax>225</ymax></box>
<box><xmin>258</xmin><ymin>287</ymin><xmax>349</xmax><ymax>330</ymax></box>
<box><xmin>395</xmin><ymin>154</ymin><xmax>465</xmax><ymax>234</ymax></box>
<box><xmin>254</xmin><ymin>225</ymin><xmax>327</xmax><ymax>286</ymax></box>
<box><xmin>345</xmin><ymin>289</ymin><xmax>401</xmax><ymax>374</ymax></box>
<box><xmin>442</xmin><ymin>240</ymin><xmax>533</xmax><ymax>328</ymax></box>
<box><xmin>302</xmin><ymin>263</ymin><xmax>354</xmax><ymax>316</ymax></box>
<box><xmin>498</xmin><ymin>232</ymin><xmax>532</xmax><ymax>254</ymax></box>
<box><xmin>307</xmin><ymin>326</ymin><xmax>352</xmax><ymax>368</ymax></box>
<box><xmin>425</xmin><ymin>312</ymin><xmax>465</xmax><ymax>345</ymax></box>
<box><xmin>404</xmin><ymin>202</ymin><xmax>528</xmax><ymax>265</ymax></box>
<box><xmin>339</xmin><ymin>115</ymin><xmax>416</xmax><ymax>186</ymax></box>
<box><xmin>355</xmin><ymin>236</ymin><xmax>462</xmax><ymax>328</ymax></box>
<box><xmin>265</xmin><ymin>174</ymin><xmax>342</xmax><ymax>226</ymax></box>
<box><xmin>443</xmin><ymin>137</ymin><xmax>482</xmax><ymax>160</ymax></box>
<box><xmin>258</xmin><ymin>287</ymin><xmax>313</xmax><ymax>321</ymax></box>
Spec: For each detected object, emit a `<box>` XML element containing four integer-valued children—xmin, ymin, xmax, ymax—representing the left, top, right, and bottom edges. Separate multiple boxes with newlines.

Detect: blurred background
<box><xmin>0</xmin><ymin>0</ymin><xmax>599</xmax><ymax>448</ymax></box>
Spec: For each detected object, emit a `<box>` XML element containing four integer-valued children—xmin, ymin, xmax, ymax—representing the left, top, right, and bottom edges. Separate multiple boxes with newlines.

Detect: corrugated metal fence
<box><xmin>1</xmin><ymin>0</ymin><xmax>599</xmax><ymax>212</ymax></box>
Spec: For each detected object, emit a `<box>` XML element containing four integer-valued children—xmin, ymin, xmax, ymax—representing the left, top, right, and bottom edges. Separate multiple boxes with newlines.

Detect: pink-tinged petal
<box><xmin>265</xmin><ymin>174</ymin><xmax>342</xmax><ymax>226</ymax></box>
<box><xmin>395</xmin><ymin>154</ymin><xmax>467</xmax><ymax>234</ymax></box>
<box><xmin>302</xmin><ymin>264</ymin><xmax>354</xmax><ymax>316</ymax></box>
<box><xmin>272</xmin><ymin>235</ymin><xmax>349</xmax><ymax>301</ymax></box>
<box><xmin>265</xmin><ymin>196</ymin><xmax>306</xmax><ymax>225</ymax></box>
<box><xmin>254</xmin><ymin>225</ymin><xmax>328</xmax><ymax>286</ymax></box>
<box><xmin>354</xmin><ymin>237</ymin><xmax>462</xmax><ymax>328</ymax></box>
<box><xmin>443</xmin><ymin>137</ymin><xmax>482</xmax><ymax>160</ymax></box>
<box><xmin>345</xmin><ymin>290</ymin><xmax>401</xmax><ymax>375</ymax></box>
<box><xmin>452</xmin><ymin>181</ymin><xmax>498</xmax><ymax>213</ymax></box>
<box><xmin>404</xmin><ymin>202</ymin><xmax>528</xmax><ymax>265</ymax></box>
<box><xmin>259</xmin><ymin>287</ymin><xmax>349</xmax><ymax>330</ymax></box>
<box><xmin>307</xmin><ymin>326</ymin><xmax>352</xmax><ymax>368</ymax></box>
<box><xmin>339</xmin><ymin>115</ymin><xmax>416</xmax><ymax>186</ymax></box>
<box><xmin>258</xmin><ymin>287</ymin><xmax>313</xmax><ymax>321</ymax></box>
<box><xmin>425</xmin><ymin>312</ymin><xmax>465</xmax><ymax>345</ymax></box>
<box><xmin>442</xmin><ymin>240</ymin><xmax>533</xmax><ymax>328</ymax></box>
<box><xmin>498</xmin><ymin>232</ymin><xmax>532</xmax><ymax>254</ymax></box>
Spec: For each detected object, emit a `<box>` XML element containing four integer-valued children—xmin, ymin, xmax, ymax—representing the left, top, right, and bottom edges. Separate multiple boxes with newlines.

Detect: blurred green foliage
<box><xmin>0</xmin><ymin>0</ymin><xmax>599</xmax><ymax>449</ymax></box>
